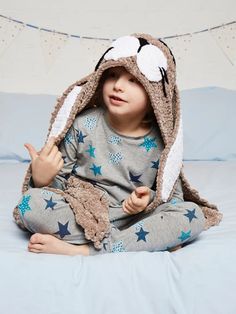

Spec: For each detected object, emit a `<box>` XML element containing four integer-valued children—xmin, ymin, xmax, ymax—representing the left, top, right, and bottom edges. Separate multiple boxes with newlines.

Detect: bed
<box><xmin>1</xmin><ymin>87</ymin><xmax>236</xmax><ymax>314</ymax></box>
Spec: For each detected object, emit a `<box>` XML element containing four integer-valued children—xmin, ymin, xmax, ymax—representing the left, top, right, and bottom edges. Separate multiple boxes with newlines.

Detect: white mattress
<box><xmin>0</xmin><ymin>161</ymin><xmax>236</xmax><ymax>314</ymax></box>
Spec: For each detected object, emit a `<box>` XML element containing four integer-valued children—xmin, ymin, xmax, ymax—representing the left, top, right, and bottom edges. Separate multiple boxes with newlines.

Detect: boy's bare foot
<box><xmin>28</xmin><ymin>233</ymin><xmax>90</xmax><ymax>256</ymax></box>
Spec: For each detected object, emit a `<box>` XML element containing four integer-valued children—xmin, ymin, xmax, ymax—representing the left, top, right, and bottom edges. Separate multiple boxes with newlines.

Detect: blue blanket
<box><xmin>0</xmin><ymin>161</ymin><xmax>236</xmax><ymax>314</ymax></box>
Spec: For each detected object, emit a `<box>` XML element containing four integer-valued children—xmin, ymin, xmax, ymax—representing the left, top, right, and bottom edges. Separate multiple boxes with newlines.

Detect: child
<box><xmin>13</xmin><ymin>33</ymin><xmax>223</xmax><ymax>256</ymax></box>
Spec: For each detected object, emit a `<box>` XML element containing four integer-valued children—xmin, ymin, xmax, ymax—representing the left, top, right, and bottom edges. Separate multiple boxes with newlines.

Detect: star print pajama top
<box><xmin>17</xmin><ymin>106</ymin><xmax>206</xmax><ymax>255</ymax></box>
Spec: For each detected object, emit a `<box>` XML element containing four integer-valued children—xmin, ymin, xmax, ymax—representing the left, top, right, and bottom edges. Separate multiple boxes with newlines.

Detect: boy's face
<box><xmin>102</xmin><ymin>66</ymin><xmax>150</xmax><ymax>122</ymax></box>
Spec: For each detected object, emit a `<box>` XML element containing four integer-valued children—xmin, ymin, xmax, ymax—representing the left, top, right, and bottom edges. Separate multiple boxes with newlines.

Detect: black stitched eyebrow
<box><xmin>137</xmin><ymin>37</ymin><xmax>150</xmax><ymax>53</ymax></box>
<box><xmin>94</xmin><ymin>47</ymin><xmax>114</xmax><ymax>71</ymax></box>
<box><xmin>162</xmin><ymin>67</ymin><xmax>169</xmax><ymax>84</ymax></box>
<box><xmin>158</xmin><ymin>39</ymin><xmax>176</xmax><ymax>65</ymax></box>
<box><xmin>159</xmin><ymin>67</ymin><xmax>168</xmax><ymax>98</ymax></box>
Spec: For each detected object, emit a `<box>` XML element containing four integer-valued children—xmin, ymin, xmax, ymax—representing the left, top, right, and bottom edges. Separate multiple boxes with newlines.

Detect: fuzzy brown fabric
<box><xmin>13</xmin><ymin>33</ymin><xmax>223</xmax><ymax>250</ymax></box>
<box><xmin>61</xmin><ymin>176</ymin><xmax>110</xmax><ymax>249</ymax></box>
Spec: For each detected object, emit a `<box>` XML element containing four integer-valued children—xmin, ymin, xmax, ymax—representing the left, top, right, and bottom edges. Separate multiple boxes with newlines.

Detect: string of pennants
<box><xmin>0</xmin><ymin>14</ymin><xmax>235</xmax><ymax>68</ymax></box>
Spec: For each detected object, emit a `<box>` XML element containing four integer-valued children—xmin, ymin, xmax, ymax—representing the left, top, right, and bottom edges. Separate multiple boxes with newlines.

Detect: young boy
<box><xmin>13</xmin><ymin>34</ymin><xmax>223</xmax><ymax>256</ymax></box>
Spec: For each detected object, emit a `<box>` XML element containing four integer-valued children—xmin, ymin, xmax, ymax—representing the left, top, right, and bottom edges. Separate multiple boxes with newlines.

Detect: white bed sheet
<box><xmin>0</xmin><ymin>161</ymin><xmax>236</xmax><ymax>314</ymax></box>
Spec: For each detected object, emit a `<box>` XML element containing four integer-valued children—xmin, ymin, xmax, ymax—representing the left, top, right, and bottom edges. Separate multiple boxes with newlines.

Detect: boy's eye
<box><xmin>129</xmin><ymin>77</ymin><xmax>139</xmax><ymax>84</ymax></box>
<box><xmin>106</xmin><ymin>71</ymin><xmax>138</xmax><ymax>83</ymax></box>
<box><xmin>108</xmin><ymin>72</ymin><xmax>116</xmax><ymax>78</ymax></box>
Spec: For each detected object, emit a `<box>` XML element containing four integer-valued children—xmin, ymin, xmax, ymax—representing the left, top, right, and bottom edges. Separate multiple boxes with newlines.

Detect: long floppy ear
<box><xmin>47</xmin><ymin>85</ymin><xmax>83</xmax><ymax>140</ymax></box>
<box><xmin>160</xmin><ymin>84</ymin><xmax>183</xmax><ymax>202</ymax></box>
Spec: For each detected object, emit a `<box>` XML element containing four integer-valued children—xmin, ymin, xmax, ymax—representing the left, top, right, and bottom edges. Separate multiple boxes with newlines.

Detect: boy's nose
<box><xmin>113</xmin><ymin>77</ymin><xmax>125</xmax><ymax>91</ymax></box>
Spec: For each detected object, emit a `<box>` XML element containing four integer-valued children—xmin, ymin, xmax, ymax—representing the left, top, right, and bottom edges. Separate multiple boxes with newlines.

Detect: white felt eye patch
<box><xmin>137</xmin><ymin>44</ymin><xmax>167</xmax><ymax>82</ymax></box>
<box><xmin>104</xmin><ymin>36</ymin><xmax>168</xmax><ymax>83</ymax></box>
<box><xmin>104</xmin><ymin>36</ymin><xmax>140</xmax><ymax>60</ymax></box>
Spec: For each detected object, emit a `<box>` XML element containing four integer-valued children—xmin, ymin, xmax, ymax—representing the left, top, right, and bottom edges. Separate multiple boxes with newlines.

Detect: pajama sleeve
<box><xmin>170</xmin><ymin>177</ymin><xmax>184</xmax><ymax>202</ymax></box>
<box><xmin>147</xmin><ymin>176</ymin><xmax>184</xmax><ymax>206</ymax></box>
<box><xmin>148</xmin><ymin>190</ymin><xmax>156</xmax><ymax>205</ymax></box>
<box><xmin>28</xmin><ymin>124</ymin><xmax>78</xmax><ymax>190</ymax></box>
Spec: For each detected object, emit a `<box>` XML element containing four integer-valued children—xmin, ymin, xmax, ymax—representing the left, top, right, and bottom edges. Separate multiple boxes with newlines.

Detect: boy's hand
<box><xmin>122</xmin><ymin>186</ymin><xmax>151</xmax><ymax>215</ymax></box>
<box><xmin>24</xmin><ymin>137</ymin><xmax>64</xmax><ymax>187</ymax></box>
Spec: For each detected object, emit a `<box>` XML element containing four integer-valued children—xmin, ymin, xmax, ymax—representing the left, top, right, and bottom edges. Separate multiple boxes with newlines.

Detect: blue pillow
<box><xmin>0</xmin><ymin>87</ymin><xmax>235</xmax><ymax>162</ymax></box>
<box><xmin>0</xmin><ymin>92</ymin><xmax>56</xmax><ymax>162</ymax></box>
<box><xmin>181</xmin><ymin>87</ymin><xmax>236</xmax><ymax>161</ymax></box>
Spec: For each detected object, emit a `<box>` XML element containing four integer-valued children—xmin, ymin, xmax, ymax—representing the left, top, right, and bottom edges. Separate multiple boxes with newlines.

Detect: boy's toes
<box><xmin>28</xmin><ymin>242</ymin><xmax>43</xmax><ymax>251</ymax></box>
<box><xmin>30</xmin><ymin>233</ymin><xmax>44</xmax><ymax>244</ymax></box>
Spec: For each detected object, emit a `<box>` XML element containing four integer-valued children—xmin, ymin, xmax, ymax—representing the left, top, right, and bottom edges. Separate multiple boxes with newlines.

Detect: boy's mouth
<box><xmin>110</xmin><ymin>95</ymin><xmax>127</xmax><ymax>102</ymax></box>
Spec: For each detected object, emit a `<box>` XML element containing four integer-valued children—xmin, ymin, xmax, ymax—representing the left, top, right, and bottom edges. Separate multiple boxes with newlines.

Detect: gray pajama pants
<box><xmin>16</xmin><ymin>187</ymin><xmax>206</xmax><ymax>256</ymax></box>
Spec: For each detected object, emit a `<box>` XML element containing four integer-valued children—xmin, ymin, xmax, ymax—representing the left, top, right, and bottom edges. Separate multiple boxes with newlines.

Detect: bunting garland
<box><xmin>0</xmin><ymin>14</ymin><xmax>235</xmax><ymax>69</ymax></box>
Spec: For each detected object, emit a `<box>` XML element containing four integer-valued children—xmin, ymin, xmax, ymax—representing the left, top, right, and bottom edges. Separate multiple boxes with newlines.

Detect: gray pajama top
<box><xmin>44</xmin><ymin>106</ymin><xmax>183</xmax><ymax>207</ymax></box>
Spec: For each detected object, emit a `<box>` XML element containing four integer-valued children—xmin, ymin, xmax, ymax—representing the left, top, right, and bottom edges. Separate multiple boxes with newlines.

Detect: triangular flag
<box><xmin>39</xmin><ymin>29</ymin><xmax>69</xmax><ymax>71</ymax></box>
<box><xmin>0</xmin><ymin>16</ymin><xmax>25</xmax><ymax>57</ymax></box>
<box><xmin>209</xmin><ymin>23</ymin><xmax>236</xmax><ymax>66</ymax></box>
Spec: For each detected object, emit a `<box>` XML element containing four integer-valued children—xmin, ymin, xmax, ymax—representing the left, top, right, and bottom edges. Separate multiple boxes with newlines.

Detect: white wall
<box><xmin>0</xmin><ymin>0</ymin><xmax>235</xmax><ymax>94</ymax></box>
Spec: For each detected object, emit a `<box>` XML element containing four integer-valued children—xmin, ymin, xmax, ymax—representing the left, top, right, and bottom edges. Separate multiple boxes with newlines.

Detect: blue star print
<box><xmin>72</xmin><ymin>164</ymin><xmax>79</xmax><ymax>174</ymax></box>
<box><xmin>139</xmin><ymin>136</ymin><xmax>157</xmax><ymax>152</ymax></box>
<box><xmin>44</xmin><ymin>196</ymin><xmax>57</xmax><ymax>210</ymax></box>
<box><xmin>75</xmin><ymin>129</ymin><xmax>87</xmax><ymax>143</ymax></box>
<box><xmin>18</xmin><ymin>195</ymin><xmax>31</xmax><ymax>216</ymax></box>
<box><xmin>184</xmin><ymin>208</ymin><xmax>198</xmax><ymax>223</ymax></box>
<box><xmin>41</xmin><ymin>189</ymin><xmax>53</xmax><ymax>198</ymax></box>
<box><xmin>64</xmin><ymin>132</ymin><xmax>73</xmax><ymax>144</ymax></box>
<box><xmin>134</xmin><ymin>220</ymin><xmax>144</xmax><ymax>231</ymax></box>
<box><xmin>85</xmin><ymin>145</ymin><xmax>96</xmax><ymax>158</ymax></box>
<box><xmin>84</xmin><ymin>116</ymin><xmax>97</xmax><ymax>130</ymax></box>
<box><xmin>103</xmin><ymin>243</ymin><xmax>108</xmax><ymax>251</ymax></box>
<box><xmin>109</xmin><ymin>152</ymin><xmax>123</xmax><ymax>164</ymax></box>
<box><xmin>54</xmin><ymin>221</ymin><xmax>71</xmax><ymax>238</ymax></box>
<box><xmin>151</xmin><ymin>160</ymin><xmax>159</xmax><ymax>169</ymax></box>
<box><xmin>129</xmin><ymin>171</ymin><xmax>142</xmax><ymax>183</ymax></box>
<box><xmin>135</xmin><ymin>227</ymin><xmax>150</xmax><ymax>242</ymax></box>
<box><xmin>90</xmin><ymin>163</ymin><xmax>102</xmax><ymax>176</ymax></box>
<box><xmin>170</xmin><ymin>198</ymin><xmax>179</xmax><ymax>205</ymax></box>
<box><xmin>178</xmin><ymin>230</ymin><xmax>191</xmax><ymax>242</ymax></box>
<box><xmin>108</xmin><ymin>135</ymin><xmax>122</xmax><ymax>145</ymax></box>
<box><xmin>112</xmin><ymin>240</ymin><xmax>126</xmax><ymax>253</ymax></box>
